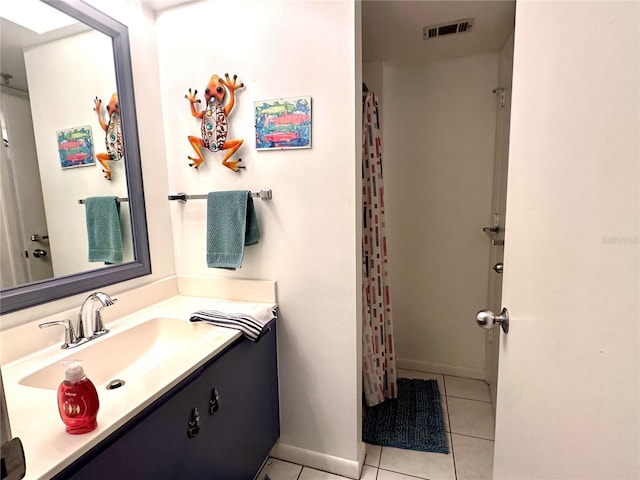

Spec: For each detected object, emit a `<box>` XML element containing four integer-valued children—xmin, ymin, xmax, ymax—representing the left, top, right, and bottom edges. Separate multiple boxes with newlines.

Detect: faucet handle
<box><xmin>91</xmin><ymin>297</ymin><xmax>116</xmax><ymax>339</ymax></box>
<box><xmin>91</xmin><ymin>308</ymin><xmax>110</xmax><ymax>338</ymax></box>
<box><xmin>39</xmin><ymin>319</ymin><xmax>85</xmax><ymax>349</ymax></box>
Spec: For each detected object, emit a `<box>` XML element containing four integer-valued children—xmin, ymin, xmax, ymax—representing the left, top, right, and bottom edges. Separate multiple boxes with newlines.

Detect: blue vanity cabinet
<box><xmin>53</xmin><ymin>327</ymin><xmax>279</xmax><ymax>480</ymax></box>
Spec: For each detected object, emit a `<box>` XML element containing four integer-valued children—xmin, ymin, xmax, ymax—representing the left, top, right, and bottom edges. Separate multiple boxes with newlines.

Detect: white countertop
<box><xmin>2</xmin><ymin>295</ymin><xmax>254</xmax><ymax>479</ymax></box>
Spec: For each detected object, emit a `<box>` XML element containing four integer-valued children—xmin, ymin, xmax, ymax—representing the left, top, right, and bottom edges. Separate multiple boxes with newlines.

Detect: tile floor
<box><xmin>258</xmin><ymin>369</ymin><xmax>495</xmax><ymax>480</ymax></box>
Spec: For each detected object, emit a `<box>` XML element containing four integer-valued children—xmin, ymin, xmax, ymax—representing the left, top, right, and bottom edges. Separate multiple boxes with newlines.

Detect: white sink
<box><xmin>19</xmin><ymin>317</ymin><xmax>225</xmax><ymax>390</ymax></box>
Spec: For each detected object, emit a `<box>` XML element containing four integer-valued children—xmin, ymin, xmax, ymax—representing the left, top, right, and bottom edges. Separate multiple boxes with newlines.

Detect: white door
<box><xmin>0</xmin><ymin>90</ymin><xmax>53</xmax><ymax>288</ymax></box>
<box><xmin>493</xmin><ymin>1</ymin><xmax>639</xmax><ymax>478</ymax></box>
<box><xmin>484</xmin><ymin>31</ymin><xmax>514</xmax><ymax>411</ymax></box>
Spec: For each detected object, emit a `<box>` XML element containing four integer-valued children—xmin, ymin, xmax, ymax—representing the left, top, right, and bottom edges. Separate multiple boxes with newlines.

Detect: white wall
<box><xmin>1</xmin><ymin>1</ymin><xmax>176</xmax><ymax>328</ymax></box>
<box><xmin>362</xmin><ymin>61</ymin><xmax>383</xmax><ymax>100</ymax></box>
<box><xmin>24</xmin><ymin>30</ymin><xmax>133</xmax><ymax>277</ymax></box>
<box><xmin>155</xmin><ymin>0</ymin><xmax>361</xmax><ymax>475</ymax></box>
<box><xmin>379</xmin><ymin>54</ymin><xmax>499</xmax><ymax>379</ymax></box>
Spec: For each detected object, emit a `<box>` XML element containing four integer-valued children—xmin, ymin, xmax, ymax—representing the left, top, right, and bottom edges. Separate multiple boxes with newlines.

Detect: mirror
<box><xmin>0</xmin><ymin>0</ymin><xmax>150</xmax><ymax>314</ymax></box>
<box><xmin>1</xmin><ymin>3</ymin><xmax>130</xmax><ymax>288</ymax></box>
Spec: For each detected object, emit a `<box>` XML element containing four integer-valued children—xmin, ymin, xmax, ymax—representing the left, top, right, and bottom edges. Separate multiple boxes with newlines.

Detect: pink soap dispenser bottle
<box><xmin>57</xmin><ymin>360</ymin><xmax>100</xmax><ymax>434</ymax></box>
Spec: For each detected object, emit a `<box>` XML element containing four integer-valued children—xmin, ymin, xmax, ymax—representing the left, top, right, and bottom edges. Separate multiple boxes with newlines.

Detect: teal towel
<box><xmin>206</xmin><ymin>191</ymin><xmax>260</xmax><ymax>270</ymax></box>
<box><xmin>85</xmin><ymin>196</ymin><xmax>123</xmax><ymax>264</ymax></box>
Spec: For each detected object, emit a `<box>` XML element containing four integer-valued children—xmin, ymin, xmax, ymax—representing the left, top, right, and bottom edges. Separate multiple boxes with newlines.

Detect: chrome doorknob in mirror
<box><xmin>492</xmin><ymin>262</ymin><xmax>504</xmax><ymax>274</ymax></box>
<box><xmin>33</xmin><ymin>249</ymin><xmax>47</xmax><ymax>258</ymax></box>
<box><xmin>476</xmin><ymin>307</ymin><xmax>509</xmax><ymax>334</ymax></box>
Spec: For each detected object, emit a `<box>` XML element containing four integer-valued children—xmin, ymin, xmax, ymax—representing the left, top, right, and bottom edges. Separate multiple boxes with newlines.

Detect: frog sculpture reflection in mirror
<box><xmin>93</xmin><ymin>92</ymin><xmax>123</xmax><ymax>180</ymax></box>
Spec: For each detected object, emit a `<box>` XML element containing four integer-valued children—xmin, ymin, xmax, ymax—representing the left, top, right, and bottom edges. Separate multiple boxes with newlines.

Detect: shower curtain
<box><xmin>362</xmin><ymin>90</ymin><xmax>398</xmax><ymax>407</ymax></box>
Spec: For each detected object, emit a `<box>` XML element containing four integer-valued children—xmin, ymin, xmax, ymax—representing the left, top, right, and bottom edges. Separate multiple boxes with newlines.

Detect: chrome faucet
<box><xmin>78</xmin><ymin>291</ymin><xmax>117</xmax><ymax>340</ymax></box>
<box><xmin>39</xmin><ymin>292</ymin><xmax>117</xmax><ymax>349</ymax></box>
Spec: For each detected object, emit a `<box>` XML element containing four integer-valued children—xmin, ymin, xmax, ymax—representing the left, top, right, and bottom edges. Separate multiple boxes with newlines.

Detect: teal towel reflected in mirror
<box><xmin>85</xmin><ymin>196</ymin><xmax>123</xmax><ymax>264</ymax></box>
<box><xmin>206</xmin><ymin>191</ymin><xmax>260</xmax><ymax>270</ymax></box>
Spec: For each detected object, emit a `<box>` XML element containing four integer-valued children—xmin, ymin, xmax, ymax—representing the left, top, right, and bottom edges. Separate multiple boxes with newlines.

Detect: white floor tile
<box><xmin>444</xmin><ymin>376</ymin><xmax>491</xmax><ymax>402</ymax></box>
<box><xmin>299</xmin><ymin>467</ymin><xmax>352</xmax><ymax>479</ymax></box>
<box><xmin>447</xmin><ymin>397</ymin><xmax>495</xmax><ymax>440</ymax></box>
<box><xmin>258</xmin><ymin>458</ymin><xmax>303</xmax><ymax>480</ymax></box>
<box><xmin>451</xmin><ymin>434</ymin><xmax>494</xmax><ymax>480</ymax></box>
<box><xmin>377</xmin><ymin>468</ymin><xmax>428</xmax><ymax>479</ymax></box>
<box><xmin>360</xmin><ymin>465</ymin><xmax>378</xmax><ymax>480</ymax></box>
<box><xmin>379</xmin><ymin>436</ymin><xmax>455</xmax><ymax>480</ymax></box>
<box><xmin>364</xmin><ymin>443</ymin><xmax>382</xmax><ymax>467</ymax></box>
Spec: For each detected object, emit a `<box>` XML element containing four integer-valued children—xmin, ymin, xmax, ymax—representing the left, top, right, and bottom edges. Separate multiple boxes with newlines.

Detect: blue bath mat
<box><xmin>363</xmin><ymin>378</ymin><xmax>449</xmax><ymax>454</ymax></box>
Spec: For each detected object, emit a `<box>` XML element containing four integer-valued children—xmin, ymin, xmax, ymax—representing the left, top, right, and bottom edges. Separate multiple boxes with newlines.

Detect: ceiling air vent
<box><xmin>423</xmin><ymin>18</ymin><xmax>474</xmax><ymax>40</ymax></box>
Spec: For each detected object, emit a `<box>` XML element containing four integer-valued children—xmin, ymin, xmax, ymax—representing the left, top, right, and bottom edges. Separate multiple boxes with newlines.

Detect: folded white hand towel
<box><xmin>190</xmin><ymin>300</ymin><xmax>277</xmax><ymax>342</ymax></box>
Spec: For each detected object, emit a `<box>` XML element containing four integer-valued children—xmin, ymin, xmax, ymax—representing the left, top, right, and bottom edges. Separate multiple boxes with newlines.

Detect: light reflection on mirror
<box><xmin>0</xmin><ymin>2</ymin><xmax>134</xmax><ymax>290</ymax></box>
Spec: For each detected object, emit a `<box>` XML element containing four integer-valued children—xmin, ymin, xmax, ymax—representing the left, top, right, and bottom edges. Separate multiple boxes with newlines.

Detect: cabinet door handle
<box><xmin>209</xmin><ymin>388</ymin><xmax>220</xmax><ymax>415</ymax></box>
<box><xmin>187</xmin><ymin>407</ymin><xmax>200</xmax><ymax>438</ymax></box>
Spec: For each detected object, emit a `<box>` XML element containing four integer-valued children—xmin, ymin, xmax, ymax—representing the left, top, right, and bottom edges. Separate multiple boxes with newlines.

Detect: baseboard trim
<box><xmin>270</xmin><ymin>441</ymin><xmax>364</xmax><ymax>479</ymax></box>
<box><xmin>397</xmin><ymin>358</ymin><xmax>485</xmax><ymax>380</ymax></box>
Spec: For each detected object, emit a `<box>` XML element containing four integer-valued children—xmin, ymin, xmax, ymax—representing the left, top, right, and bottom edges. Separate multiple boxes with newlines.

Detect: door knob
<box><xmin>476</xmin><ymin>307</ymin><xmax>509</xmax><ymax>334</ymax></box>
<box><xmin>493</xmin><ymin>262</ymin><xmax>504</xmax><ymax>274</ymax></box>
<box><xmin>33</xmin><ymin>249</ymin><xmax>47</xmax><ymax>258</ymax></box>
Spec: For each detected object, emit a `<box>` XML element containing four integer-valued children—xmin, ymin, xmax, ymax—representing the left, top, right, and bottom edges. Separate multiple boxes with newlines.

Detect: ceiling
<box><xmin>1</xmin><ymin>1</ymin><xmax>515</xmax><ymax>93</ymax></box>
<box><xmin>146</xmin><ymin>0</ymin><xmax>516</xmax><ymax>64</ymax></box>
<box><xmin>147</xmin><ymin>0</ymin><xmax>516</xmax><ymax>64</ymax></box>
<box><xmin>362</xmin><ymin>0</ymin><xmax>515</xmax><ymax>64</ymax></box>
<box><xmin>144</xmin><ymin>0</ymin><xmax>197</xmax><ymax>10</ymax></box>
<box><xmin>0</xmin><ymin>17</ymin><xmax>87</xmax><ymax>92</ymax></box>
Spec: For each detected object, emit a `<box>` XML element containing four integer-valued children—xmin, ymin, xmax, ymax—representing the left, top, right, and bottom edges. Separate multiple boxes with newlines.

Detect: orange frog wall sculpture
<box><xmin>93</xmin><ymin>93</ymin><xmax>123</xmax><ymax>181</ymax></box>
<box><xmin>185</xmin><ymin>73</ymin><xmax>245</xmax><ymax>171</ymax></box>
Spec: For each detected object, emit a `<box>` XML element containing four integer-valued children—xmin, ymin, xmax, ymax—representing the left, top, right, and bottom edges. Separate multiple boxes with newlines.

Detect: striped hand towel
<box><xmin>190</xmin><ymin>301</ymin><xmax>277</xmax><ymax>342</ymax></box>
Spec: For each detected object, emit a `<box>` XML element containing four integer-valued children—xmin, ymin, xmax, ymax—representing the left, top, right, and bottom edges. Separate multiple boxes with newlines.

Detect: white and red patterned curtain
<box><xmin>362</xmin><ymin>91</ymin><xmax>397</xmax><ymax>407</ymax></box>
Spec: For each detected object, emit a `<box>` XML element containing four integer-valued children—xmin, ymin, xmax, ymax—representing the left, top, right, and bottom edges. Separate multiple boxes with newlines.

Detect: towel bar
<box><xmin>168</xmin><ymin>190</ymin><xmax>272</xmax><ymax>203</ymax></box>
<box><xmin>78</xmin><ymin>197</ymin><xmax>128</xmax><ymax>204</ymax></box>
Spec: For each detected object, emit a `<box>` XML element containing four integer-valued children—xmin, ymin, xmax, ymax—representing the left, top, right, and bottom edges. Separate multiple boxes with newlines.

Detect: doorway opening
<box><xmin>361</xmin><ymin>1</ymin><xmax>515</xmax><ymax>477</ymax></box>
